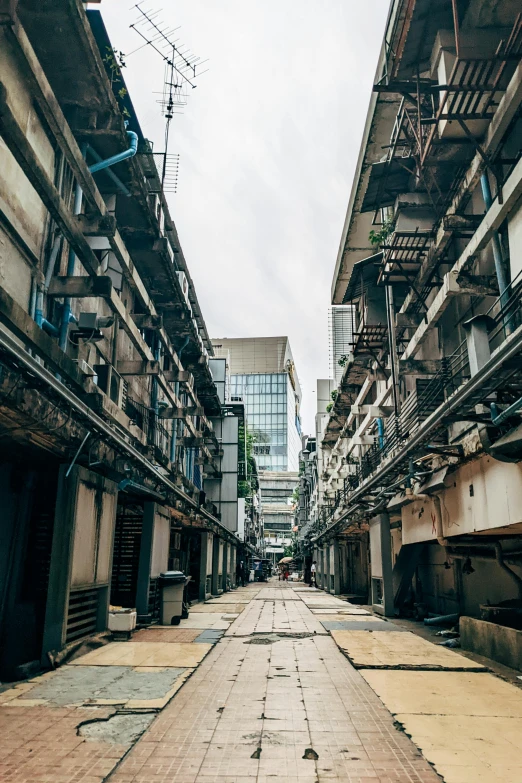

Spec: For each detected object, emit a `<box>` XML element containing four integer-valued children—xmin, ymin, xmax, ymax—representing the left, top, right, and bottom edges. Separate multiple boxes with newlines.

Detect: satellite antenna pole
<box><xmin>129</xmin><ymin>3</ymin><xmax>207</xmax><ymax>194</ymax></box>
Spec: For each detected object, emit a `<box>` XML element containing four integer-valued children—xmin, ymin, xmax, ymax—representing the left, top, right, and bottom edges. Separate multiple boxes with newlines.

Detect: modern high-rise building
<box><xmin>211</xmin><ymin>337</ymin><xmax>302</xmax><ymax>472</ymax></box>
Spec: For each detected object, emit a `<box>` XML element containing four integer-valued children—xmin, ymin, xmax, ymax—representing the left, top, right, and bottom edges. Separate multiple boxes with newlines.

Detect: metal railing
<box><xmin>319</xmin><ymin>272</ymin><xmax>522</xmax><ymax>531</ymax></box>
<box><xmin>125</xmin><ymin>395</ymin><xmax>172</xmax><ymax>460</ymax></box>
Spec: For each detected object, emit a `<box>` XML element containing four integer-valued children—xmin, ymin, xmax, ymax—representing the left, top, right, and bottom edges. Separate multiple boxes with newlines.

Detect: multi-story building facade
<box><xmin>0</xmin><ymin>0</ymin><xmax>241</xmax><ymax>680</ymax></box>
<box><xmin>316</xmin><ymin>0</ymin><xmax>522</xmax><ymax>664</ymax></box>
<box><xmin>211</xmin><ymin>336</ymin><xmax>302</xmax><ymax>471</ymax></box>
<box><xmin>260</xmin><ymin>471</ymin><xmax>299</xmax><ymax>562</ymax></box>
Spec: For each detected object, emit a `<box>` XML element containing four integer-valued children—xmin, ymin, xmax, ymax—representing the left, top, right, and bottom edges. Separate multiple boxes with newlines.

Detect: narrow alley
<box><xmin>2</xmin><ymin>581</ymin><xmax>522</xmax><ymax>782</ymax></box>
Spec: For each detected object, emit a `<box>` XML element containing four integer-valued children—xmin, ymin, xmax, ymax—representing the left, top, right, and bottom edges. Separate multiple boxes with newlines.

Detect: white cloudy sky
<box><xmin>98</xmin><ymin>0</ymin><xmax>388</xmax><ymax>431</ymax></box>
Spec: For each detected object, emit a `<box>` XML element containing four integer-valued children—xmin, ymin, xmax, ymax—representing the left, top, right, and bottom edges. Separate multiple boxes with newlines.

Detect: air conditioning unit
<box><xmin>164</xmin><ymin>240</ymin><xmax>174</xmax><ymax>264</ymax></box>
<box><xmin>176</xmin><ymin>271</ymin><xmax>190</xmax><ymax>306</ymax></box>
<box><xmin>148</xmin><ymin>193</ymin><xmax>161</xmax><ymax>221</ymax></box>
<box><xmin>148</xmin><ymin>193</ymin><xmax>166</xmax><ymax>236</ymax></box>
<box><xmin>74</xmin><ymin>359</ymin><xmax>97</xmax><ymax>376</ymax></box>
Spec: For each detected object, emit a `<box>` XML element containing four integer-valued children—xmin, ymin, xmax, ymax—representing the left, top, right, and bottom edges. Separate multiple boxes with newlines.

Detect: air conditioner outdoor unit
<box><xmin>176</xmin><ymin>271</ymin><xmax>190</xmax><ymax>306</ymax></box>
<box><xmin>164</xmin><ymin>240</ymin><xmax>174</xmax><ymax>264</ymax></box>
<box><xmin>148</xmin><ymin>193</ymin><xmax>166</xmax><ymax>236</ymax></box>
<box><xmin>74</xmin><ymin>359</ymin><xmax>97</xmax><ymax>376</ymax></box>
<box><xmin>148</xmin><ymin>193</ymin><xmax>161</xmax><ymax>221</ymax></box>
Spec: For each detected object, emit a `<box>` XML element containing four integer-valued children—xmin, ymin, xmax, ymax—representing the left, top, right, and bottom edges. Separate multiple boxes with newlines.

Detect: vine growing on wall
<box><xmin>238</xmin><ymin>423</ymin><xmax>258</xmax><ymax>499</ymax></box>
<box><xmin>103</xmin><ymin>46</ymin><xmax>131</xmax><ymax>120</ymax></box>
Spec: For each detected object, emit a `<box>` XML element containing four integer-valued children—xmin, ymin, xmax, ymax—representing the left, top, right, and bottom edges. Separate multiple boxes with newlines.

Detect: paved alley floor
<box><xmin>1</xmin><ymin>581</ymin><xmax>522</xmax><ymax>782</ymax></box>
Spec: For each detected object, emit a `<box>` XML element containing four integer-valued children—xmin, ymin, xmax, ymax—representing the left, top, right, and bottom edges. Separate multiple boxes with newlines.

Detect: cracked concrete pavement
<box><xmin>1</xmin><ymin>581</ymin><xmax>522</xmax><ymax>782</ymax></box>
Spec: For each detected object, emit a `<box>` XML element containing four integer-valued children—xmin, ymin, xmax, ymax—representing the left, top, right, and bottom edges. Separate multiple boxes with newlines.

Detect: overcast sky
<box><xmin>99</xmin><ymin>0</ymin><xmax>388</xmax><ymax>432</ymax></box>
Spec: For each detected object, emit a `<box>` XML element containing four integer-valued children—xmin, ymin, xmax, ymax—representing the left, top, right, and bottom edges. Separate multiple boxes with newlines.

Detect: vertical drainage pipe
<box><xmin>59</xmin><ymin>133</ymin><xmax>138</xmax><ymax>352</ymax></box>
<box><xmin>376</xmin><ymin>418</ymin><xmax>385</xmax><ymax>450</ymax></box>
<box><xmin>59</xmin><ymin>154</ymin><xmax>85</xmax><ymax>351</ymax></box>
<box><xmin>385</xmin><ymin>284</ymin><xmax>401</xmax><ymax>416</ymax></box>
<box><xmin>480</xmin><ymin>173</ymin><xmax>512</xmax><ymax>334</ymax></box>
<box><xmin>170</xmin><ymin>336</ymin><xmax>190</xmax><ymax>464</ymax></box>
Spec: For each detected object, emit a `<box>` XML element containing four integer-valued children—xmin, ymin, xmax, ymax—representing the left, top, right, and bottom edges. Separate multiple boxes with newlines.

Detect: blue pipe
<box><xmin>480</xmin><ymin>173</ymin><xmax>512</xmax><ymax>334</ymax></box>
<box><xmin>170</xmin><ymin>336</ymin><xmax>190</xmax><ymax>464</ymax></box>
<box><xmin>151</xmin><ymin>333</ymin><xmax>161</xmax><ymax>415</ymax></box>
<box><xmin>59</xmin><ymin>134</ymin><xmax>138</xmax><ymax>352</ymax></box>
<box><xmin>376</xmin><ymin>418</ymin><xmax>385</xmax><ymax>450</ymax></box>
<box><xmin>59</xmin><ymin>145</ymin><xmax>86</xmax><ymax>350</ymax></box>
<box><xmin>490</xmin><ymin>399</ymin><xmax>522</xmax><ymax>426</ymax></box>
<box><xmin>44</xmin><ymin>235</ymin><xmax>62</xmax><ymax>292</ymax></box>
<box><xmin>29</xmin><ymin>277</ymin><xmax>37</xmax><ymax>321</ymax></box>
<box><xmin>86</xmin><ymin>145</ymin><xmax>132</xmax><ymax>197</ymax></box>
<box><xmin>41</xmin><ymin>318</ymin><xmax>59</xmax><ymax>338</ymax></box>
<box><xmin>88</xmin><ymin>131</ymin><xmax>138</xmax><ymax>174</ymax></box>
<box><xmin>35</xmin><ymin>290</ymin><xmax>44</xmax><ymax>328</ymax></box>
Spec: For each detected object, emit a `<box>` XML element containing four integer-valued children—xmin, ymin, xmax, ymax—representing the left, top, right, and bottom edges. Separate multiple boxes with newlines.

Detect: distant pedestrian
<box><xmin>310</xmin><ymin>560</ymin><xmax>317</xmax><ymax>588</ymax></box>
<box><xmin>236</xmin><ymin>560</ymin><xmax>245</xmax><ymax>587</ymax></box>
<box><xmin>284</xmin><ymin>568</ymin><xmax>290</xmax><ymax>581</ymax></box>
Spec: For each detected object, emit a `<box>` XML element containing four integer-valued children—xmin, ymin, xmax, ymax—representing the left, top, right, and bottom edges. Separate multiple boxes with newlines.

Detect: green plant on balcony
<box><xmin>368</xmin><ymin>216</ymin><xmax>395</xmax><ymax>248</ymax></box>
<box><xmin>326</xmin><ymin>402</ymin><xmax>333</xmax><ymax>413</ymax></box>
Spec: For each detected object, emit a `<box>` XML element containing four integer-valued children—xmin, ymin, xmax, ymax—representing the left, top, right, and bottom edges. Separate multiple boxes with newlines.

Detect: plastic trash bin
<box><xmin>160</xmin><ymin>571</ymin><xmax>187</xmax><ymax>625</ymax></box>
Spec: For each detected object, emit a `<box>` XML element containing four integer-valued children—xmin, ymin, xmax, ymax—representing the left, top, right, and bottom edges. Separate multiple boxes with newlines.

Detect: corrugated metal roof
<box><xmin>343</xmin><ymin>253</ymin><xmax>383</xmax><ymax>304</ymax></box>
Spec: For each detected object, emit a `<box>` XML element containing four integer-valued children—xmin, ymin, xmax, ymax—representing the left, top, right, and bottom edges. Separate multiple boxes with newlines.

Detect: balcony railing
<box><xmin>321</xmin><ymin>270</ymin><xmax>522</xmax><ymax>530</ymax></box>
<box><xmin>125</xmin><ymin>395</ymin><xmax>172</xmax><ymax>461</ymax></box>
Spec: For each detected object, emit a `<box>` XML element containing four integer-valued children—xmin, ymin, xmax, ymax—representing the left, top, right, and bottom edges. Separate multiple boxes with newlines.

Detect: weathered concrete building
<box><xmin>316</xmin><ymin>0</ymin><xmax>522</xmax><ymax>665</ymax></box>
<box><xmin>0</xmin><ymin>0</ymin><xmax>241</xmax><ymax>680</ymax></box>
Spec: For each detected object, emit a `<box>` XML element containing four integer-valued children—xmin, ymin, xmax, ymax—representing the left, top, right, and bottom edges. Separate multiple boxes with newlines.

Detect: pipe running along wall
<box><xmin>170</xmin><ymin>336</ymin><xmax>190</xmax><ymax>464</ymax></box>
<box><xmin>58</xmin><ymin>132</ymin><xmax>138</xmax><ymax>350</ymax></box>
<box><xmin>480</xmin><ymin>172</ymin><xmax>512</xmax><ymax>336</ymax></box>
<box><xmin>407</xmin><ymin>491</ymin><xmax>522</xmax><ymax>596</ymax></box>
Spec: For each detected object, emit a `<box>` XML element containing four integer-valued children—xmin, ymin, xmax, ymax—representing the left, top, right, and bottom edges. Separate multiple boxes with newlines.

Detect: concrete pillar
<box><xmin>369</xmin><ymin>512</ymin><xmax>394</xmax><ymax>617</ymax></box>
<box><xmin>41</xmin><ymin>466</ymin><xmax>78</xmax><ymax>658</ymax></box>
<box><xmin>199</xmin><ymin>532</ymin><xmax>211</xmax><ymax>602</ymax></box>
<box><xmin>211</xmin><ymin>534</ymin><xmax>220</xmax><ymax>596</ymax></box>
<box><xmin>136</xmin><ymin>501</ymin><xmax>156</xmax><ymax>623</ymax></box>
<box><xmin>333</xmin><ymin>539</ymin><xmax>341</xmax><ymax>595</ymax></box>
<box><xmin>222</xmin><ymin>542</ymin><xmax>229</xmax><ymax>592</ymax></box>
<box><xmin>230</xmin><ymin>545</ymin><xmax>237</xmax><ymax>588</ymax></box>
<box><xmin>325</xmin><ymin>545</ymin><xmax>331</xmax><ymax>593</ymax></box>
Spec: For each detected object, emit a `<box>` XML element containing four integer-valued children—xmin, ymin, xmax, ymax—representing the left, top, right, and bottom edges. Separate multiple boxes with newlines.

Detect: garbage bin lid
<box><xmin>160</xmin><ymin>570</ymin><xmax>186</xmax><ymax>584</ymax></box>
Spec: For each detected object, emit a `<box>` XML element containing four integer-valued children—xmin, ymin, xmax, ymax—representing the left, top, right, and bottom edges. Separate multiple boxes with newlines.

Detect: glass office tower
<box><xmin>212</xmin><ymin>337</ymin><xmax>302</xmax><ymax>472</ymax></box>
<box><xmin>230</xmin><ymin>372</ymin><xmax>301</xmax><ymax>471</ymax></box>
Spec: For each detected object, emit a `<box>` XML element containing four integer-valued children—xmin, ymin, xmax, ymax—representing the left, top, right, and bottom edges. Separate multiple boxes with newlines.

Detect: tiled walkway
<box><xmin>7</xmin><ymin>582</ymin><xmax>522</xmax><ymax>781</ymax></box>
<box><xmin>107</xmin><ymin>584</ymin><xmax>439</xmax><ymax>783</ymax></box>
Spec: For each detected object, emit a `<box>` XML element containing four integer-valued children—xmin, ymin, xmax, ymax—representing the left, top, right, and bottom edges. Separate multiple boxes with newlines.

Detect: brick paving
<box><xmin>0</xmin><ymin>705</ymin><xmax>128</xmax><ymax>783</ymax></box>
<box><xmin>107</xmin><ymin>584</ymin><xmax>440</xmax><ymax>783</ymax></box>
<box><xmin>0</xmin><ymin>583</ymin><xmax>441</xmax><ymax>782</ymax></box>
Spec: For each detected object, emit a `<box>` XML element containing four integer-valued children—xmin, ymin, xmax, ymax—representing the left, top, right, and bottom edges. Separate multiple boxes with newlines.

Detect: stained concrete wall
<box><xmin>460</xmin><ymin>616</ymin><xmax>522</xmax><ymax>670</ymax></box>
<box><xmin>402</xmin><ymin>455</ymin><xmax>522</xmax><ymax>543</ymax></box>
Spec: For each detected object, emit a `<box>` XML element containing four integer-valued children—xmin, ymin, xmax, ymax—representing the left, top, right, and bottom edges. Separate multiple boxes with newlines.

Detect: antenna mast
<box><xmin>129</xmin><ymin>3</ymin><xmax>207</xmax><ymax>193</ymax></box>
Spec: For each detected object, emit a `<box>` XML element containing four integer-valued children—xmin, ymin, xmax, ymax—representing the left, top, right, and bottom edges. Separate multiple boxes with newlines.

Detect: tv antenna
<box><xmin>129</xmin><ymin>3</ymin><xmax>208</xmax><ymax>192</ymax></box>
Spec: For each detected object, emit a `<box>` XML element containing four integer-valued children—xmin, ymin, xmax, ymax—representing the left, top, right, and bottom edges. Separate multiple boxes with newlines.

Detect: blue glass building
<box><xmin>211</xmin><ymin>337</ymin><xmax>302</xmax><ymax>472</ymax></box>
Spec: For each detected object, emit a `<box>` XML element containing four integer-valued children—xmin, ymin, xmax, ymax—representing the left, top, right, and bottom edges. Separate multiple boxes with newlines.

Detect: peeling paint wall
<box><xmin>402</xmin><ymin>455</ymin><xmax>522</xmax><ymax>543</ymax></box>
